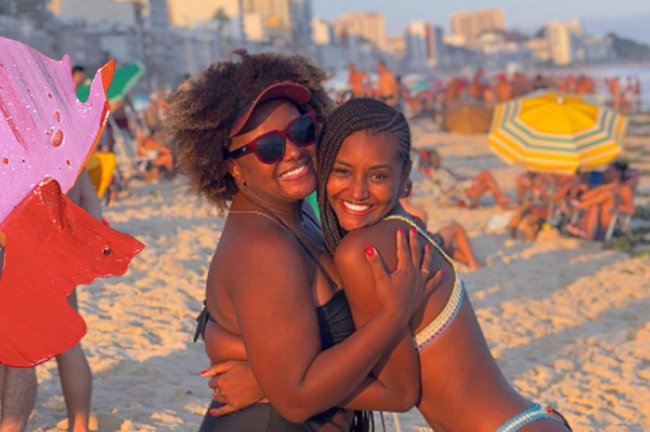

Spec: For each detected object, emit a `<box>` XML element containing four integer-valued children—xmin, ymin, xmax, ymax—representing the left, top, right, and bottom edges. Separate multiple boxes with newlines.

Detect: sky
<box><xmin>313</xmin><ymin>0</ymin><xmax>650</xmax><ymax>42</ymax></box>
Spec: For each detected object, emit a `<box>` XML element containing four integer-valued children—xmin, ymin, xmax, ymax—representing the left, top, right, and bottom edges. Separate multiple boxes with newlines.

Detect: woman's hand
<box><xmin>365</xmin><ymin>227</ymin><xmax>443</xmax><ymax>327</ymax></box>
<box><xmin>200</xmin><ymin>360</ymin><xmax>265</xmax><ymax>417</ymax></box>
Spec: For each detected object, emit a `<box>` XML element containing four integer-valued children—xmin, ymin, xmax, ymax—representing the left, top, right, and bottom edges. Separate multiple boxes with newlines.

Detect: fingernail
<box><xmin>209</xmin><ymin>408</ymin><xmax>218</xmax><ymax>416</ymax></box>
<box><xmin>199</xmin><ymin>368</ymin><xmax>210</xmax><ymax>377</ymax></box>
<box><xmin>439</xmin><ymin>270</ymin><xmax>445</xmax><ymax>278</ymax></box>
<box><xmin>397</xmin><ymin>227</ymin><xmax>404</xmax><ymax>234</ymax></box>
<box><xmin>410</xmin><ymin>226</ymin><xmax>417</xmax><ymax>236</ymax></box>
<box><xmin>365</xmin><ymin>245</ymin><xmax>375</xmax><ymax>257</ymax></box>
<box><xmin>426</xmin><ymin>243</ymin><xmax>433</xmax><ymax>251</ymax></box>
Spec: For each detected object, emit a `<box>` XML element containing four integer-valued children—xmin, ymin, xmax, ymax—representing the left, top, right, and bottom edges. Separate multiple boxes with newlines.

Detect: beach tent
<box><xmin>445</xmin><ymin>102</ymin><xmax>492</xmax><ymax>134</ymax></box>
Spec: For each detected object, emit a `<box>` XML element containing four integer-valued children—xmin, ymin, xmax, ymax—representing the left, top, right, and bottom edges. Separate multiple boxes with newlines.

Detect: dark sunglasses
<box><xmin>226</xmin><ymin>112</ymin><xmax>317</xmax><ymax>164</ymax></box>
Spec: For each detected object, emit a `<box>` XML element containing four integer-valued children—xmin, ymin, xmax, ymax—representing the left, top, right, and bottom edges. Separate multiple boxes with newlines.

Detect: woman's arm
<box><xmin>225</xmin><ymin>226</ymin><xmax>433</xmax><ymax>422</ymax></box>
<box><xmin>332</xmin><ymin>225</ymin><xmax>429</xmax><ymax>411</ymax></box>
<box><xmin>201</xmin><ymin>232</ymin><xmax>443</xmax><ymax>416</ymax></box>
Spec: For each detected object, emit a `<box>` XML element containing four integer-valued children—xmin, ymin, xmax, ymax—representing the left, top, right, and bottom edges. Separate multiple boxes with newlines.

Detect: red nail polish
<box><xmin>397</xmin><ymin>227</ymin><xmax>404</xmax><ymax>234</ymax></box>
<box><xmin>209</xmin><ymin>408</ymin><xmax>218</xmax><ymax>416</ymax></box>
<box><xmin>410</xmin><ymin>226</ymin><xmax>417</xmax><ymax>236</ymax></box>
<box><xmin>426</xmin><ymin>243</ymin><xmax>433</xmax><ymax>251</ymax></box>
<box><xmin>439</xmin><ymin>270</ymin><xmax>445</xmax><ymax>278</ymax></box>
<box><xmin>199</xmin><ymin>368</ymin><xmax>210</xmax><ymax>376</ymax></box>
<box><xmin>365</xmin><ymin>245</ymin><xmax>375</xmax><ymax>257</ymax></box>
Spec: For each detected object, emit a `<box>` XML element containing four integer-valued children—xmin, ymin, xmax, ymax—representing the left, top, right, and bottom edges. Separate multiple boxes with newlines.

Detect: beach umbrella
<box><xmin>86</xmin><ymin>151</ymin><xmax>117</xmax><ymax>198</ymax></box>
<box><xmin>488</xmin><ymin>90</ymin><xmax>627</xmax><ymax>173</ymax></box>
<box><xmin>77</xmin><ymin>62</ymin><xmax>145</xmax><ymax>103</ymax></box>
<box><xmin>445</xmin><ymin>102</ymin><xmax>492</xmax><ymax>134</ymax></box>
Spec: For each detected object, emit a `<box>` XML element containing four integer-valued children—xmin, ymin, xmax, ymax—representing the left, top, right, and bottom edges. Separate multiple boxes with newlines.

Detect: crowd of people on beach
<box><xmin>4</xmin><ymin>41</ymin><xmax>644</xmax><ymax>431</ymax></box>
<box><xmin>416</xmin><ymin>147</ymin><xmax>638</xmax><ymax>244</ymax></box>
<box><xmin>339</xmin><ymin>62</ymin><xmax>645</xmax><ymax>126</ymax></box>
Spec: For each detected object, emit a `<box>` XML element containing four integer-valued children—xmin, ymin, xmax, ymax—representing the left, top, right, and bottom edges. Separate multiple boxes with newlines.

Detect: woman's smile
<box><xmin>327</xmin><ymin>130</ymin><xmax>406</xmax><ymax>231</ymax></box>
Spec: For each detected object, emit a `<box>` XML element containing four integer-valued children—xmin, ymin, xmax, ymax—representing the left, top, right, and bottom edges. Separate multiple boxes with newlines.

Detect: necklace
<box><xmin>227</xmin><ymin>210</ymin><xmax>286</xmax><ymax>229</ymax></box>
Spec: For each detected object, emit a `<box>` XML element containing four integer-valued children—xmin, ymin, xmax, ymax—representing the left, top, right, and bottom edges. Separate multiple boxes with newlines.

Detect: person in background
<box><xmin>426</xmin><ymin>149</ymin><xmax>511</xmax><ymax>209</ymax></box>
<box><xmin>400</xmin><ymin>181</ymin><xmax>482</xmax><ymax>270</ymax></box>
<box><xmin>515</xmin><ymin>172</ymin><xmax>550</xmax><ymax>206</ymax></box>
<box><xmin>0</xmin><ymin>233</ymin><xmax>37</xmax><ymax>432</ymax></box>
<box><xmin>376</xmin><ymin>61</ymin><xmax>399</xmax><ymax>107</ymax></box>
<box><xmin>347</xmin><ymin>63</ymin><xmax>372</xmax><ymax>98</ymax></box>
<box><xmin>567</xmin><ymin>161</ymin><xmax>635</xmax><ymax>241</ymax></box>
<box><xmin>54</xmin><ymin>171</ymin><xmax>101</xmax><ymax>432</ymax></box>
<box><xmin>71</xmin><ymin>65</ymin><xmax>87</xmax><ymax>90</ymax></box>
<box><xmin>495</xmin><ymin>73</ymin><xmax>513</xmax><ymax>103</ymax></box>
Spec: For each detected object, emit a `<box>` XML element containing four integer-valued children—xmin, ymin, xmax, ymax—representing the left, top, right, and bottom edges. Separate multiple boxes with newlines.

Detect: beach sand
<box><xmin>29</xmin><ymin>121</ymin><xmax>650</xmax><ymax>431</ymax></box>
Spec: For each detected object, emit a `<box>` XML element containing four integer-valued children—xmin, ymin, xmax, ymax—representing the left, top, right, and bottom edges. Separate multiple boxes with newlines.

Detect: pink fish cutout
<box><xmin>0</xmin><ymin>179</ymin><xmax>144</xmax><ymax>367</ymax></box>
<box><xmin>0</xmin><ymin>36</ymin><xmax>115</xmax><ymax>223</ymax></box>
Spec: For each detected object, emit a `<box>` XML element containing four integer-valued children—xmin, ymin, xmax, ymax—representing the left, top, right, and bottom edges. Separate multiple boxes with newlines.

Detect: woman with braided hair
<box><xmin>315</xmin><ymin>98</ymin><xmax>572</xmax><ymax>431</ymax></box>
<box><xmin>209</xmin><ymin>98</ymin><xmax>573</xmax><ymax>431</ymax></box>
<box><xmin>166</xmin><ymin>52</ymin><xmax>441</xmax><ymax>431</ymax></box>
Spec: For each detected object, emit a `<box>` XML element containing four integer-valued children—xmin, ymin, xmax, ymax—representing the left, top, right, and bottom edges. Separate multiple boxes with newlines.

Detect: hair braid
<box><xmin>317</xmin><ymin>97</ymin><xmax>412</xmax><ymax>254</ymax></box>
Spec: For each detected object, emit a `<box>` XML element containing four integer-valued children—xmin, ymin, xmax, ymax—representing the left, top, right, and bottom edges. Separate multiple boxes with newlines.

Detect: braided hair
<box><xmin>317</xmin><ymin>98</ymin><xmax>412</xmax><ymax>254</ymax></box>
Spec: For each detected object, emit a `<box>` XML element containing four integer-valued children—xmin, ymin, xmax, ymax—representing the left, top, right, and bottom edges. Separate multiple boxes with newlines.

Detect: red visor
<box><xmin>228</xmin><ymin>82</ymin><xmax>312</xmax><ymax>138</ymax></box>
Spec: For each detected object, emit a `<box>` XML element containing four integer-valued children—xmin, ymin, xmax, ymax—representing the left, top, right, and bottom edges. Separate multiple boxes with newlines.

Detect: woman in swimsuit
<box><xmin>166</xmin><ymin>52</ymin><xmax>440</xmax><ymax>431</ymax></box>
<box><xmin>209</xmin><ymin>98</ymin><xmax>573</xmax><ymax>431</ymax></box>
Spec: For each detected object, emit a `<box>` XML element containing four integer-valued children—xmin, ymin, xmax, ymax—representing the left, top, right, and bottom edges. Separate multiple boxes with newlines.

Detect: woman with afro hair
<box><xmin>166</xmin><ymin>51</ymin><xmax>441</xmax><ymax>431</ymax></box>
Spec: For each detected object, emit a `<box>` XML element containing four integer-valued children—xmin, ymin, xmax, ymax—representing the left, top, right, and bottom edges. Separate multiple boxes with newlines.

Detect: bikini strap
<box><xmin>256</xmin><ymin>207</ymin><xmax>340</xmax><ymax>290</ymax></box>
<box><xmin>383</xmin><ymin>214</ymin><xmax>457</xmax><ymax>270</ymax></box>
<box><xmin>293</xmin><ymin>234</ymin><xmax>340</xmax><ymax>290</ymax></box>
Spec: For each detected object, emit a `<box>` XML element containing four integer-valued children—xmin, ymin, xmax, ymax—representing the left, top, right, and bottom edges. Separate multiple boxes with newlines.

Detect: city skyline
<box><xmin>313</xmin><ymin>0</ymin><xmax>650</xmax><ymax>43</ymax></box>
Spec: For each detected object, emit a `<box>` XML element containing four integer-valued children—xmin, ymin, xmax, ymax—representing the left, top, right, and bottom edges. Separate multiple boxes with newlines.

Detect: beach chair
<box><xmin>603</xmin><ymin>168</ymin><xmax>640</xmax><ymax>242</ymax></box>
<box><xmin>416</xmin><ymin>148</ymin><xmax>473</xmax><ymax>207</ymax></box>
<box><xmin>603</xmin><ymin>211</ymin><xmax>632</xmax><ymax>242</ymax></box>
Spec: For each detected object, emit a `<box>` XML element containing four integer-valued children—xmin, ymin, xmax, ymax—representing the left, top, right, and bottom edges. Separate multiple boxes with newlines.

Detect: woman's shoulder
<box><xmin>334</xmin><ymin>219</ymin><xmax>402</xmax><ymax>263</ymax></box>
<box><xmin>220</xmin><ymin>217</ymin><xmax>308</xmax><ymax>266</ymax></box>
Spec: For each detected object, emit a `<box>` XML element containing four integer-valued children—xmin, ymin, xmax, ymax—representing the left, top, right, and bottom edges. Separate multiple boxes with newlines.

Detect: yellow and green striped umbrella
<box><xmin>488</xmin><ymin>90</ymin><xmax>627</xmax><ymax>174</ymax></box>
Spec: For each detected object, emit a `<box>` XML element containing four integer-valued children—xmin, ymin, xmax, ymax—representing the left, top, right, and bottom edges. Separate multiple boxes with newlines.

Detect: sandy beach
<box><xmin>29</xmin><ymin>120</ymin><xmax>650</xmax><ymax>431</ymax></box>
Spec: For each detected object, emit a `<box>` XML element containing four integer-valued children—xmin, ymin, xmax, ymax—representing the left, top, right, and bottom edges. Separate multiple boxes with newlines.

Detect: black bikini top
<box><xmin>194</xmin><ymin>211</ymin><xmax>355</xmax><ymax>348</ymax></box>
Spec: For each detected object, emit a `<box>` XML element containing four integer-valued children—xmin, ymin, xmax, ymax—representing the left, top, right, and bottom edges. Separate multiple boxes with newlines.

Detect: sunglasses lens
<box><xmin>255</xmin><ymin>134</ymin><xmax>285</xmax><ymax>163</ymax></box>
<box><xmin>288</xmin><ymin>115</ymin><xmax>316</xmax><ymax>146</ymax></box>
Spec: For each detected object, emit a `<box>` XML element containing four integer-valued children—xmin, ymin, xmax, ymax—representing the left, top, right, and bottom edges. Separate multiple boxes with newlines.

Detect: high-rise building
<box><xmin>404</xmin><ymin>21</ymin><xmax>444</xmax><ymax>69</ymax></box>
<box><xmin>527</xmin><ymin>37</ymin><xmax>551</xmax><ymax>63</ymax></box>
<box><xmin>48</xmin><ymin>0</ymin><xmax>62</xmax><ymax>14</ymax></box>
<box><xmin>385</xmin><ymin>35</ymin><xmax>405</xmax><ymax>59</ymax></box>
<box><xmin>166</xmin><ymin>0</ymin><xmax>237</xmax><ymax>27</ymax></box>
<box><xmin>311</xmin><ymin>18</ymin><xmax>331</xmax><ymax>45</ymax></box>
<box><xmin>54</xmin><ymin>0</ymin><xmax>169</xmax><ymax>30</ymax></box>
<box><xmin>289</xmin><ymin>0</ymin><xmax>311</xmax><ymax>53</ymax></box>
<box><xmin>243</xmin><ymin>0</ymin><xmax>292</xmax><ymax>42</ymax></box>
<box><xmin>146</xmin><ymin>0</ymin><xmax>169</xmax><ymax>31</ymax></box>
<box><xmin>3</xmin><ymin>0</ymin><xmax>50</xmax><ymax>20</ymax></box>
<box><xmin>545</xmin><ymin>20</ymin><xmax>583</xmax><ymax>65</ymax></box>
<box><xmin>450</xmin><ymin>8</ymin><xmax>504</xmax><ymax>47</ymax></box>
<box><xmin>55</xmin><ymin>0</ymin><xmax>138</xmax><ymax>26</ymax></box>
<box><xmin>333</xmin><ymin>12</ymin><xmax>386</xmax><ymax>50</ymax></box>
